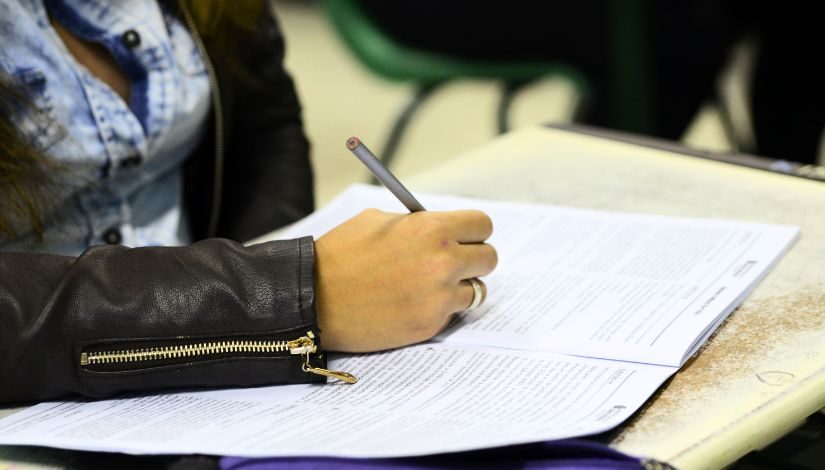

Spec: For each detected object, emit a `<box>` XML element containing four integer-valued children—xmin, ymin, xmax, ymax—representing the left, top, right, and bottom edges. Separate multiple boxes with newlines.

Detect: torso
<box><xmin>50</xmin><ymin>17</ymin><xmax>131</xmax><ymax>103</ymax></box>
<box><xmin>0</xmin><ymin>0</ymin><xmax>211</xmax><ymax>255</ymax></box>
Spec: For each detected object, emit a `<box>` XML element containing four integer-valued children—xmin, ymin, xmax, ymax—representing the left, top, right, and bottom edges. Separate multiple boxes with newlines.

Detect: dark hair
<box><xmin>0</xmin><ymin>77</ymin><xmax>63</xmax><ymax>241</ymax></box>
<box><xmin>0</xmin><ymin>0</ymin><xmax>265</xmax><ymax>241</ymax></box>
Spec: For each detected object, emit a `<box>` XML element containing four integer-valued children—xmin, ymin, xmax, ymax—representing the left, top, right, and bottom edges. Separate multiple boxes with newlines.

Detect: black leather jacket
<box><xmin>0</xmin><ymin>4</ymin><xmax>325</xmax><ymax>404</ymax></box>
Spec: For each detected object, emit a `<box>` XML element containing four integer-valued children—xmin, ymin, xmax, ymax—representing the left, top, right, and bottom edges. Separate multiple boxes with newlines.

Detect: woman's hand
<box><xmin>314</xmin><ymin>208</ymin><xmax>497</xmax><ymax>352</ymax></box>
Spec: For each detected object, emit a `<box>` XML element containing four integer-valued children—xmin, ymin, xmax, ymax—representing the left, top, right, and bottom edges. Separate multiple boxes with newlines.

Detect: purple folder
<box><xmin>220</xmin><ymin>439</ymin><xmax>672</xmax><ymax>470</ymax></box>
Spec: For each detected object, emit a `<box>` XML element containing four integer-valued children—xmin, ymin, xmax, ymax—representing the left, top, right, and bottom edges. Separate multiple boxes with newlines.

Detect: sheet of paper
<box><xmin>0</xmin><ymin>343</ymin><xmax>673</xmax><ymax>457</ymax></box>
<box><xmin>280</xmin><ymin>185</ymin><xmax>799</xmax><ymax>366</ymax></box>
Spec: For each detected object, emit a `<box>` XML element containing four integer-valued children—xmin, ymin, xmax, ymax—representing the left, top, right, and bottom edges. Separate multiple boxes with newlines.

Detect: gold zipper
<box><xmin>80</xmin><ymin>331</ymin><xmax>357</xmax><ymax>384</ymax></box>
<box><xmin>278</xmin><ymin>331</ymin><xmax>359</xmax><ymax>384</ymax></box>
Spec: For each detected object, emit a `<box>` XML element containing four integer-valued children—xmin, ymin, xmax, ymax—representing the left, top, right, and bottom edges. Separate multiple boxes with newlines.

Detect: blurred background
<box><xmin>271</xmin><ymin>0</ymin><xmax>823</xmax><ymax>205</ymax></box>
<box><xmin>270</xmin><ymin>2</ymin><xmax>825</xmax><ymax>467</ymax></box>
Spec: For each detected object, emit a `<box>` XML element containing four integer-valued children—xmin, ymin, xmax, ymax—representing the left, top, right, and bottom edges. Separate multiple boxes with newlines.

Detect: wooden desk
<box><xmin>2</xmin><ymin>125</ymin><xmax>824</xmax><ymax>469</ymax></box>
<box><xmin>404</xmin><ymin>125</ymin><xmax>825</xmax><ymax>468</ymax></box>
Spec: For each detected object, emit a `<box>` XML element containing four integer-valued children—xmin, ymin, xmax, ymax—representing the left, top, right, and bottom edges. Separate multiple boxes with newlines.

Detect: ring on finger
<box><xmin>465</xmin><ymin>277</ymin><xmax>485</xmax><ymax>311</ymax></box>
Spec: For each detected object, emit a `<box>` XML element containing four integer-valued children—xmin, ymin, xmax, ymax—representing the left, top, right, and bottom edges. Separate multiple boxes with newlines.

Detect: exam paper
<box><xmin>0</xmin><ymin>343</ymin><xmax>673</xmax><ymax>457</ymax></box>
<box><xmin>281</xmin><ymin>185</ymin><xmax>799</xmax><ymax>366</ymax></box>
<box><xmin>0</xmin><ymin>185</ymin><xmax>796</xmax><ymax>457</ymax></box>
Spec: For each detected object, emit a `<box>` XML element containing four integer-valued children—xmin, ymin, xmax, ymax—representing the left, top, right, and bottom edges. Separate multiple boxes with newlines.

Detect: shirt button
<box><xmin>121</xmin><ymin>29</ymin><xmax>141</xmax><ymax>48</ymax></box>
<box><xmin>103</xmin><ymin>228</ymin><xmax>122</xmax><ymax>245</ymax></box>
<box><xmin>120</xmin><ymin>155</ymin><xmax>143</xmax><ymax>169</ymax></box>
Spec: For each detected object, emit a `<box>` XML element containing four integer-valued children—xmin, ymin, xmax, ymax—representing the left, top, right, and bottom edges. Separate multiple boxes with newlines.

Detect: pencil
<box><xmin>346</xmin><ymin>136</ymin><xmax>427</xmax><ymax>213</ymax></box>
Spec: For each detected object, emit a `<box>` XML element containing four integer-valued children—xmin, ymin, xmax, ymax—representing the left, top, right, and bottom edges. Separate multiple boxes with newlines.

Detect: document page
<box><xmin>0</xmin><ymin>344</ymin><xmax>673</xmax><ymax>457</ymax></box>
<box><xmin>280</xmin><ymin>185</ymin><xmax>798</xmax><ymax>366</ymax></box>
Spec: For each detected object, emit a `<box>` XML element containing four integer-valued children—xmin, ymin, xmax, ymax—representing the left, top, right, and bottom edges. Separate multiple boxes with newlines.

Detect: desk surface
<box><xmin>3</xmin><ymin>125</ymin><xmax>824</xmax><ymax>469</ymax></box>
<box><xmin>406</xmin><ymin>125</ymin><xmax>825</xmax><ymax>469</ymax></box>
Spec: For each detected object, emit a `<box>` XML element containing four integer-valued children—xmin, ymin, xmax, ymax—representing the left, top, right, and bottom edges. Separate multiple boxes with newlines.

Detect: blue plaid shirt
<box><xmin>0</xmin><ymin>0</ymin><xmax>210</xmax><ymax>255</ymax></box>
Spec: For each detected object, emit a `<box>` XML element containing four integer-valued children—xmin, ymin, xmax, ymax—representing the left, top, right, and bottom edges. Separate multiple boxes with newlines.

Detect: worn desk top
<box><xmin>3</xmin><ymin>125</ymin><xmax>824</xmax><ymax>469</ymax></box>
<box><xmin>406</xmin><ymin>125</ymin><xmax>825</xmax><ymax>468</ymax></box>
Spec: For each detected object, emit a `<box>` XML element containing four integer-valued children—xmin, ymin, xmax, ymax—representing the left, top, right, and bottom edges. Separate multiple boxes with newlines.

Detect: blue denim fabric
<box><xmin>0</xmin><ymin>0</ymin><xmax>210</xmax><ymax>255</ymax></box>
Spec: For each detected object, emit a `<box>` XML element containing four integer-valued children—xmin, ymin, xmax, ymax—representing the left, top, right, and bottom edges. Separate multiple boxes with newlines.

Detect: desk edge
<box><xmin>543</xmin><ymin>124</ymin><xmax>825</xmax><ymax>184</ymax></box>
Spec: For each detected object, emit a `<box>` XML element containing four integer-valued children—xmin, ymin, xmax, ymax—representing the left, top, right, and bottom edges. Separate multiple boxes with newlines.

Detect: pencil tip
<box><xmin>346</xmin><ymin>137</ymin><xmax>360</xmax><ymax>150</ymax></box>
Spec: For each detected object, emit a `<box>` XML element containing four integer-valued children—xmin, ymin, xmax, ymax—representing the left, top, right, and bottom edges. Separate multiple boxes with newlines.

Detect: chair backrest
<box><xmin>323</xmin><ymin>0</ymin><xmax>592</xmax><ymax>92</ymax></box>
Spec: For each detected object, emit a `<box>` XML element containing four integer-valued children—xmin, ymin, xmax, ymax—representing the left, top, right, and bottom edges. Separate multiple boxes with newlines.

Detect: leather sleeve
<box><xmin>0</xmin><ymin>237</ymin><xmax>325</xmax><ymax>405</ymax></box>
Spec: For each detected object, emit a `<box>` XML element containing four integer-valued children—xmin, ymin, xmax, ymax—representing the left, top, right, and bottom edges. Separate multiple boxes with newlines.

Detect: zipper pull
<box><xmin>302</xmin><ymin>363</ymin><xmax>358</xmax><ymax>384</ymax></box>
<box><xmin>287</xmin><ymin>333</ymin><xmax>317</xmax><ymax>355</ymax></box>
<box><xmin>289</xmin><ymin>331</ymin><xmax>358</xmax><ymax>384</ymax></box>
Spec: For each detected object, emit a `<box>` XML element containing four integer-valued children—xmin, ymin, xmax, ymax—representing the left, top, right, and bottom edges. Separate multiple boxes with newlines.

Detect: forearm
<box><xmin>0</xmin><ymin>237</ymin><xmax>325</xmax><ymax>404</ymax></box>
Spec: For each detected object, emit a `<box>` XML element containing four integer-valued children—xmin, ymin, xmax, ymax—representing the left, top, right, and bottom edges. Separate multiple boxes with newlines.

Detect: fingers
<box><xmin>428</xmin><ymin>210</ymin><xmax>493</xmax><ymax>243</ymax></box>
<box><xmin>374</xmin><ymin>208</ymin><xmax>492</xmax><ymax>243</ymax></box>
<box><xmin>451</xmin><ymin>277</ymin><xmax>487</xmax><ymax>314</ymax></box>
<box><xmin>442</xmin><ymin>243</ymin><xmax>495</xmax><ymax>315</ymax></box>
<box><xmin>453</xmin><ymin>243</ymin><xmax>498</xmax><ymax>280</ymax></box>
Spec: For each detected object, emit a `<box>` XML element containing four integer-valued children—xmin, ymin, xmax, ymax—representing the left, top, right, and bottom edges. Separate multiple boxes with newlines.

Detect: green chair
<box><xmin>323</xmin><ymin>0</ymin><xmax>598</xmax><ymax>170</ymax></box>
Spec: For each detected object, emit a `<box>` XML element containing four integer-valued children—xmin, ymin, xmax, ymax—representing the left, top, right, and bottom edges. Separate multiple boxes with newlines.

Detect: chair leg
<box><xmin>497</xmin><ymin>81</ymin><xmax>523</xmax><ymax>135</ymax></box>
<box><xmin>371</xmin><ymin>83</ymin><xmax>441</xmax><ymax>184</ymax></box>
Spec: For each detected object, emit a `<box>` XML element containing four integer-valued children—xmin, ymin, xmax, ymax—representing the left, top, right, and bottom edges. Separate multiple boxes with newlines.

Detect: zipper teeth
<box><xmin>83</xmin><ymin>340</ymin><xmax>291</xmax><ymax>365</ymax></box>
<box><xmin>178</xmin><ymin>0</ymin><xmax>224</xmax><ymax>238</ymax></box>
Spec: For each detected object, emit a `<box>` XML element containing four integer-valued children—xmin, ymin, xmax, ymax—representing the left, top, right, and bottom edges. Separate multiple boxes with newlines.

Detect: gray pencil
<box><xmin>346</xmin><ymin>137</ymin><xmax>427</xmax><ymax>213</ymax></box>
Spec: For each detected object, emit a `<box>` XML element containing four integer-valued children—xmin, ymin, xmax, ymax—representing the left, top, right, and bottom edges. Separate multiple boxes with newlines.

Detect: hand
<box><xmin>314</xmin><ymin>208</ymin><xmax>497</xmax><ymax>352</ymax></box>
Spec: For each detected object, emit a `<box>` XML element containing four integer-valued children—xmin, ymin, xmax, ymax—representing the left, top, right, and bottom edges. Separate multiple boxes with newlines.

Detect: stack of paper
<box><xmin>0</xmin><ymin>185</ymin><xmax>798</xmax><ymax>457</ymax></box>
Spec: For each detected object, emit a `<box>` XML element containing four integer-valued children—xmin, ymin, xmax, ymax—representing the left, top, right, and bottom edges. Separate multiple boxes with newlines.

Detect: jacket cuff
<box><xmin>1</xmin><ymin>237</ymin><xmax>328</xmax><ymax>404</ymax></box>
<box><xmin>71</xmin><ymin>237</ymin><xmax>327</xmax><ymax>399</ymax></box>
